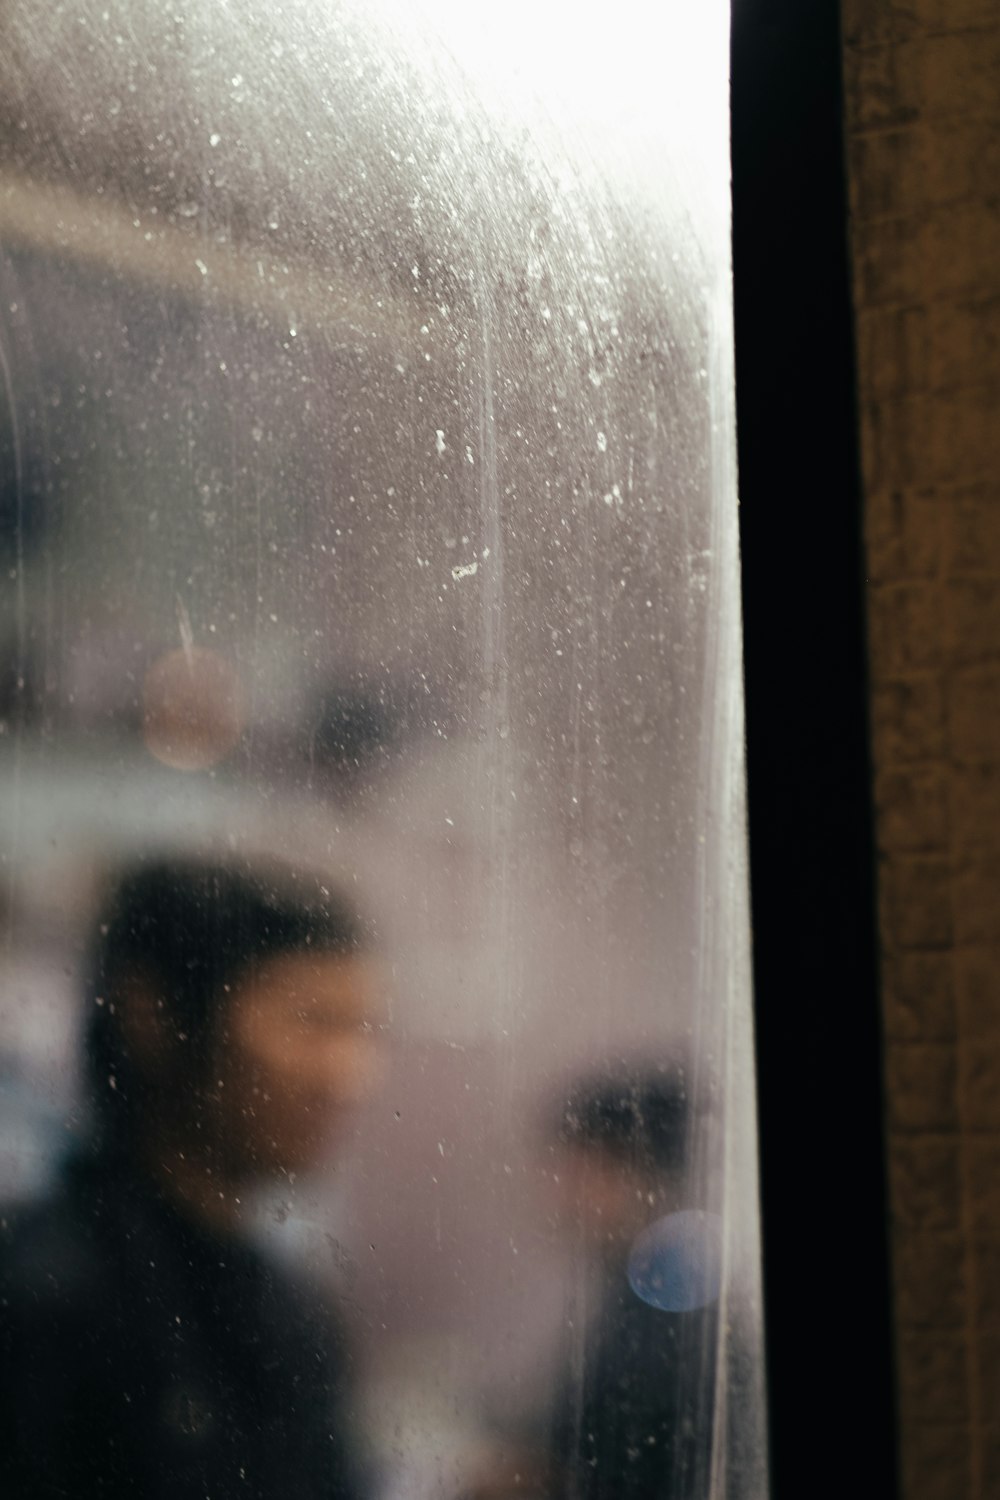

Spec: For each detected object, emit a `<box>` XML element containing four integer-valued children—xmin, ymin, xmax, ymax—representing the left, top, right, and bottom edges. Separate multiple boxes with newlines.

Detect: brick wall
<box><xmin>842</xmin><ymin>4</ymin><xmax>1000</xmax><ymax>1497</ymax></box>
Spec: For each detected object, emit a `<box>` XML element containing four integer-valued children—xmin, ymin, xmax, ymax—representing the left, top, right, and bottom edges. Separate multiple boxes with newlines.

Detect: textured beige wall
<box><xmin>842</xmin><ymin>3</ymin><xmax>1000</xmax><ymax>1497</ymax></box>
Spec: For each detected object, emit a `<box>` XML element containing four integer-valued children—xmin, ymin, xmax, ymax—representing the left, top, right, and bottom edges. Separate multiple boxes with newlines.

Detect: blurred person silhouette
<box><xmin>0</xmin><ymin>857</ymin><xmax>382</xmax><ymax>1500</ymax></box>
<box><xmin>465</xmin><ymin>1065</ymin><xmax>720</xmax><ymax>1500</ymax></box>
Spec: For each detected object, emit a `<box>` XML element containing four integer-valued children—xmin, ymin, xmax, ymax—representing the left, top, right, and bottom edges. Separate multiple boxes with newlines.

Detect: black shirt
<box><xmin>549</xmin><ymin>1271</ymin><xmax>718</xmax><ymax>1500</ymax></box>
<box><xmin>0</xmin><ymin>1154</ymin><xmax>364</xmax><ymax>1499</ymax></box>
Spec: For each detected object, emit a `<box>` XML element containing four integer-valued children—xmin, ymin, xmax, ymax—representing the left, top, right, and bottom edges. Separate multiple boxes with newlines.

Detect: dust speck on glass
<box><xmin>0</xmin><ymin>2</ymin><xmax>766</xmax><ymax>1498</ymax></box>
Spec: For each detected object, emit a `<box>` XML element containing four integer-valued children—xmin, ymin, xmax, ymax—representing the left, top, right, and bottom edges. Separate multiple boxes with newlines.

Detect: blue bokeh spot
<box><xmin>626</xmin><ymin>1210</ymin><xmax>724</xmax><ymax>1312</ymax></box>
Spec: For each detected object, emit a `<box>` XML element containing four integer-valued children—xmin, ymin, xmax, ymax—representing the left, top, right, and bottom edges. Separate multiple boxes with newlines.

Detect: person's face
<box><xmin>548</xmin><ymin>1143</ymin><xmax>676</xmax><ymax>1252</ymax></box>
<box><xmin>207</xmin><ymin>948</ymin><xmax>383</xmax><ymax>1176</ymax></box>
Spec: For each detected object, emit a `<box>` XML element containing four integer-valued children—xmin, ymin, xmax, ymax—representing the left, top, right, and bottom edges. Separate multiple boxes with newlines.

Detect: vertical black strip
<box><xmin>730</xmin><ymin>3</ymin><xmax>899</xmax><ymax>1497</ymax></box>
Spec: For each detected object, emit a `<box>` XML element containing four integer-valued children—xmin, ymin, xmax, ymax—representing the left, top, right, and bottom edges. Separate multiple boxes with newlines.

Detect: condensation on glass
<box><xmin>0</xmin><ymin>4</ymin><xmax>766</xmax><ymax>1498</ymax></box>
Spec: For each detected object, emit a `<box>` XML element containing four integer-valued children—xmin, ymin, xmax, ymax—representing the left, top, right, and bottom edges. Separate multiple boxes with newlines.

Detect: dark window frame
<box><xmin>731</xmin><ymin>3</ymin><xmax>899</xmax><ymax>1497</ymax></box>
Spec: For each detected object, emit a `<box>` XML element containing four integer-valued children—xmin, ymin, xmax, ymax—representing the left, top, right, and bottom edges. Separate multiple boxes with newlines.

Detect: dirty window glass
<box><xmin>0</xmin><ymin>3</ymin><xmax>766</xmax><ymax>1498</ymax></box>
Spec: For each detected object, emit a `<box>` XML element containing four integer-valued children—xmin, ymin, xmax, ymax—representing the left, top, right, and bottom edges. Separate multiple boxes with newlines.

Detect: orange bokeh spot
<box><xmin>142</xmin><ymin>647</ymin><xmax>244</xmax><ymax>771</ymax></box>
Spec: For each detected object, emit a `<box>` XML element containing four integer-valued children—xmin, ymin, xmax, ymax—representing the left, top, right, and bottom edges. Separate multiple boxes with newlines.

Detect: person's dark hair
<box><xmin>84</xmin><ymin>856</ymin><xmax>369</xmax><ymax>1149</ymax></box>
<box><xmin>548</xmin><ymin>1064</ymin><xmax>696</xmax><ymax>1177</ymax></box>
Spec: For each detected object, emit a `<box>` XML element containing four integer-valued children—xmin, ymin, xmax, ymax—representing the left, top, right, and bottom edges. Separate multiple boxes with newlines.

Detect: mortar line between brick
<box><xmin>844</xmin><ymin>27</ymin><xmax>1000</xmax><ymax>56</ymax></box>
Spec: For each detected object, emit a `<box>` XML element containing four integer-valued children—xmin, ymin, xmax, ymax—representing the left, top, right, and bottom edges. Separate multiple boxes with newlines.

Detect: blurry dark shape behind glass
<box><xmin>304</xmin><ymin>679</ymin><xmax>429</xmax><ymax>794</ymax></box>
<box><xmin>0</xmin><ymin>856</ymin><xmax>381</xmax><ymax>1500</ymax></box>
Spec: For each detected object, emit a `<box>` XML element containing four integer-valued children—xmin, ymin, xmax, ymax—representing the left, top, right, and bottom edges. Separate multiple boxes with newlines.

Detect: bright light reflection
<box><xmin>345</xmin><ymin>0</ymin><xmax>732</xmax><ymax>233</ymax></box>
